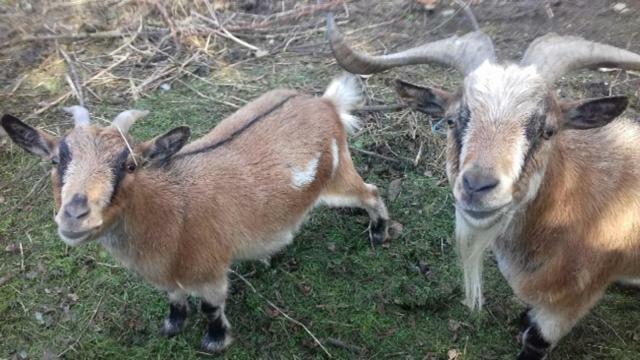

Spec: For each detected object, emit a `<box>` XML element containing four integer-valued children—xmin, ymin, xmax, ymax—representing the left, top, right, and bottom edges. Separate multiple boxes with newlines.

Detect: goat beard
<box><xmin>455</xmin><ymin>209</ymin><xmax>513</xmax><ymax>311</ymax></box>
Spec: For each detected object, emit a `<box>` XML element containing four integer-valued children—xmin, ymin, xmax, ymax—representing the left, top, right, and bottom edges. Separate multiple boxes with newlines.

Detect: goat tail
<box><xmin>323</xmin><ymin>73</ymin><xmax>363</xmax><ymax>135</ymax></box>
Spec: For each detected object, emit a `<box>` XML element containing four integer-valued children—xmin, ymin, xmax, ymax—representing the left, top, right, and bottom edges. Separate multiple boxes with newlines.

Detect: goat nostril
<box><xmin>64</xmin><ymin>193</ymin><xmax>90</xmax><ymax>219</ymax></box>
<box><xmin>462</xmin><ymin>173</ymin><xmax>499</xmax><ymax>194</ymax></box>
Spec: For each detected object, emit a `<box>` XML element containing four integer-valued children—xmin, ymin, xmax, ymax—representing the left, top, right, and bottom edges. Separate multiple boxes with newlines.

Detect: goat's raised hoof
<box><xmin>159</xmin><ymin>303</ymin><xmax>188</xmax><ymax>337</ymax></box>
<box><xmin>369</xmin><ymin>218</ymin><xmax>388</xmax><ymax>245</ymax></box>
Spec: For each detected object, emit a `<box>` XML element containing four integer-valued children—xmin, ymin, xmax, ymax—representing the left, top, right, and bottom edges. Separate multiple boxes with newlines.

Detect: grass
<box><xmin>2</xmin><ymin>59</ymin><xmax>640</xmax><ymax>360</ymax></box>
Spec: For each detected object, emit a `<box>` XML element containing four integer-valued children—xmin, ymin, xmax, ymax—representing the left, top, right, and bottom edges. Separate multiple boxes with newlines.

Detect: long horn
<box><xmin>521</xmin><ymin>33</ymin><xmax>640</xmax><ymax>84</ymax></box>
<box><xmin>63</xmin><ymin>105</ymin><xmax>91</xmax><ymax>128</ymax></box>
<box><xmin>111</xmin><ymin>110</ymin><xmax>149</xmax><ymax>133</ymax></box>
<box><xmin>326</xmin><ymin>13</ymin><xmax>495</xmax><ymax>76</ymax></box>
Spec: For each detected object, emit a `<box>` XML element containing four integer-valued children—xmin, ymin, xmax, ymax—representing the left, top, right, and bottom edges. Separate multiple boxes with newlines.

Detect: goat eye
<box><xmin>126</xmin><ymin>163</ymin><xmax>137</xmax><ymax>173</ymax></box>
<box><xmin>542</xmin><ymin>127</ymin><xmax>555</xmax><ymax>140</ymax></box>
<box><xmin>446</xmin><ymin>116</ymin><xmax>455</xmax><ymax>127</ymax></box>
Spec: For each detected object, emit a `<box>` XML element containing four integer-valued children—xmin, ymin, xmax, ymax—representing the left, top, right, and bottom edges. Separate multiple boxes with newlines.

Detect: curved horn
<box><xmin>63</xmin><ymin>105</ymin><xmax>91</xmax><ymax>127</ymax></box>
<box><xmin>521</xmin><ymin>33</ymin><xmax>640</xmax><ymax>84</ymax></box>
<box><xmin>326</xmin><ymin>13</ymin><xmax>495</xmax><ymax>76</ymax></box>
<box><xmin>111</xmin><ymin>110</ymin><xmax>149</xmax><ymax>133</ymax></box>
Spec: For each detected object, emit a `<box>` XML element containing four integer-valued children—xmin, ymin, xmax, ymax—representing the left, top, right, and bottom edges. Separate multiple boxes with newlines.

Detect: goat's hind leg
<box><xmin>197</xmin><ymin>278</ymin><xmax>233</xmax><ymax>352</ymax></box>
<box><xmin>160</xmin><ymin>290</ymin><xmax>188</xmax><ymax>337</ymax></box>
<box><xmin>321</xmin><ymin>151</ymin><xmax>389</xmax><ymax>245</ymax></box>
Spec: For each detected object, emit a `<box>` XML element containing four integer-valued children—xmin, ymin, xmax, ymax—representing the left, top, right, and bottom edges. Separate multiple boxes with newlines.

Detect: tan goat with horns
<box><xmin>328</xmin><ymin>13</ymin><xmax>640</xmax><ymax>360</ymax></box>
<box><xmin>1</xmin><ymin>75</ymin><xmax>389</xmax><ymax>352</ymax></box>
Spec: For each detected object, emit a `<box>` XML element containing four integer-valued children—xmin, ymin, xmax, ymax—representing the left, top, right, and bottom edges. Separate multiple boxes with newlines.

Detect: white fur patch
<box><xmin>331</xmin><ymin>138</ymin><xmax>340</xmax><ymax>175</ymax></box>
<box><xmin>291</xmin><ymin>154</ymin><xmax>320</xmax><ymax>189</ymax></box>
<box><xmin>317</xmin><ymin>194</ymin><xmax>361</xmax><ymax>208</ymax></box>
<box><xmin>323</xmin><ymin>74</ymin><xmax>362</xmax><ymax>134</ymax></box>
<box><xmin>461</xmin><ymin>62</ymin><xmax>548</xmax><ymax>182</ymax></box>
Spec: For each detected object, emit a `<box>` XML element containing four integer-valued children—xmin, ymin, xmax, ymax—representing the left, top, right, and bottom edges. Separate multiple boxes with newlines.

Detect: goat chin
<box><xmin>456</xmin><ymin>209</ymin><xmax>511</xmax><ymax>310</ymax></box>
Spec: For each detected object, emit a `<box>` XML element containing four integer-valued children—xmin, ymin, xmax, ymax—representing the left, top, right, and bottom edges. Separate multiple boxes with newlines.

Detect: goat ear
<box><xmin>561</xmin><ymin>96</ymin><xmax>628</xmax><ymax>130</ymax></box>
<box><xmin>394</xmin><ymin>79</ymin><xmax>453</xmax><ymax>115</ymax></box>
<box><xmin>1</xmin><ymin>114</ymin><xmax>58</xmax><ymax>158</ymax></box>
<box><xmin>140</xmin><ymin>126</ymin><xmax>190</xmax><ymax>166</ymax></box>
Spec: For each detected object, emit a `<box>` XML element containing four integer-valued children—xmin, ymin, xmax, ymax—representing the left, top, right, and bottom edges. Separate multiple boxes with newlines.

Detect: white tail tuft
<box><xmin>323</xmin><ymin>73</ymin><xmax>362</xmax><ymax>135</ymax></box>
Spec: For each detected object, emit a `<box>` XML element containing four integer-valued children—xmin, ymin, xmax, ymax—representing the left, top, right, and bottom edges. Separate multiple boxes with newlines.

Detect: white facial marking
<box><xmin>291</xmin><ymin>153</ymin><xmax>320</xmax><ymax>189</ymax></box>
<box><xmin>462</xmin><ymin>62</ymin><xmax>547</xmax><ymax>182</ymax></box>
<box><xmin>331</xmin><ymin>138</ymin><xmax>339</xmax><ymax>176</ymax></box>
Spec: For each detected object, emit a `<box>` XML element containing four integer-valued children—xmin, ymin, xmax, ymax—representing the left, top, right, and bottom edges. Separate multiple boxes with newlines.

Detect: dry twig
<box><xmin>229</xmin><ymin>269</ymin><xmax>332</xmax><ymax>358</ymax></box>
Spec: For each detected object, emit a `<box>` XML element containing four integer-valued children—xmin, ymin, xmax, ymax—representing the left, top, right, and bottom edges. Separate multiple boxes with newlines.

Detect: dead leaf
<box><xmin>42</xmin><ymin>350</ymin><xmax>58</xmax><ymax>360</ymax></box>
<box><xmin>388</xmin><ymin>221</ymin><xmax>404</xmax><ymax>240</ymax></box>
<box><xmin>417</xmin><ymin>260</ymin><xmax>431</xmax><ymax>276</ymax></box>
<box><xmin>423</xmin><ymin>353</ymin><xmax>438</xmax><ymax>360</ymax></box>
<box><xmin>255</xmin><ymin>49</ymin><xmax>269</xmax><ymax>58</ymax></box>
<box><xmin>5</xmin><ymin>243</ymin><xmax>18</xmax><ymax>253</ymax></box>
<box><xmin>0</xmin><ymin>272</ymin><xmax>12</xmax><ymax>286</ymax></box>
<box><xmin>387</xmin><ymin>179</ymin><xmax>403</xmax><ymax>202</ymax></box>
<box><xmin>448</xmin><ymin>319</ymin><xmax>461</xmax><ymax>333</ymax></box>
<box><xmin>447</xmin><ymin>348</ymin><xmax>461</xmax><ymax>360</ymax></box>
<box><xmin>415</xmin><ymin>0</ymin><xmax>438</xmax><ymax>10</ymax></box>
<box><xmin>67</xmin><ymin>293</ymin><xmax>79</xmax><ymax>303</ymax></box>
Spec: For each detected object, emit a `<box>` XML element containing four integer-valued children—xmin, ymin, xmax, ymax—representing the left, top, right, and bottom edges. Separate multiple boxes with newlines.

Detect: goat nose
<box><xmin>462</xmin><ymin>171</ymin><xmax>499</xmax><ymax>194</ymax></box>
<box><xmin>63</xmin><ymin>193</ymin><xmax>90</xmax><ymax>219</ymax></box>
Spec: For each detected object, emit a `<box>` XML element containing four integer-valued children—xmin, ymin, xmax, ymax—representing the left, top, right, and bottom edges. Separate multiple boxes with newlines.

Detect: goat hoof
<box><xmin>160</xmin><ymin>317</ymin><xmax>185</xmax><ymax>337</ymax></box>
<box><xmin>200</xmin><ymin>332</ymin><xmax>233</xmax><ymax>352</ymax></box>
<box><xmin>369</xmin><ymin>218</ymin><xmax>388</xmax><ymax>245</ymax></box>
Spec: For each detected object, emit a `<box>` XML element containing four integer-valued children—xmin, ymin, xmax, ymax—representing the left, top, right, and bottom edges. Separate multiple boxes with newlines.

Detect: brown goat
<box><xmin>327</xmin><ymin>13</ymin><xmax>640</xmax><ymax>360</ymax></box>
<box><xmin>1</xmin><ymin>75</ymin><xmax>389</xmax><ymax>352</ymax></box>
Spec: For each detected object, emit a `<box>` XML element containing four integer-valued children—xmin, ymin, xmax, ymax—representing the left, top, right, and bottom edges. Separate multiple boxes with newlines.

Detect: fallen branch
<box><xmin>57</xmin><ymin>295</ymin><xmax>104</xmax><ymax>357</ymax></box>
<box><xmin>230</xmin><ymin>269</ymin><xmax>332</xmax><ymax>358</ymax></box>
<box><xmin>349</xmin><ymin>146</ymin><xmax>404</xmax><ymax>164</ymax></box>
<box><xmin>326</xmin><ymin>337</ymin><xmax>365</xmax><ymax>354</ymax></box>
<box><xmin>356</xmin><ymin>104</ymin><xmax>407</xmax><ymax>112</ymax></box>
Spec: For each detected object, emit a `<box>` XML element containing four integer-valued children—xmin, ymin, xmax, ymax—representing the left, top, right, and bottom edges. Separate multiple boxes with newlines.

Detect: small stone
<box><xmin>35</xmin><ymin>312</ymin><xmax>44</xmax><ymax>324</ymax></box>
<box><xmin>613</xmin><ymin>3</ymin><xmax>629</xmax><ymax>14</ymax></box>
<box><xmin>159</xmin><ymin>83</ymin><xmax>171</xmax><ymax>91</ymax></box>
<box><xmin>327</xmin><ymin>243</ymin><xmax>336</xmax><ymax>252</ymax></box>
<box><xmin>441</xmin><ymin>8</ymin><xmax>455</xmax><ymax>17</ymax></box>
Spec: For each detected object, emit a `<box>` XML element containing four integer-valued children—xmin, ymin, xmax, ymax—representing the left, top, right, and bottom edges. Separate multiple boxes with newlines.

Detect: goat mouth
<box><xmin>58</xmin><ymin>228</ymin><xmax>95</xmax><ymax>245</ymax></box>
<box><xmin>459</xmin><ymin>203</ymin><xmax>509</xmax><ymax>221</ymax></box>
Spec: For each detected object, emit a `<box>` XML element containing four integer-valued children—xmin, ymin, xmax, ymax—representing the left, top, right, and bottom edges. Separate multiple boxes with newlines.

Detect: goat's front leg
<box><xmin>160</xmin><ymin>290</ymin><xmax>188</xmax><ymax>337</ymax></box>
<box><xmin>517</xmin><ymin>299</ymin><xmax>597</xmax><ymax>360</ymax></box>
<box><xmin>197</xmin><ymin>278</ymin><xmax>233</xmax><ymax>352</ymax></box>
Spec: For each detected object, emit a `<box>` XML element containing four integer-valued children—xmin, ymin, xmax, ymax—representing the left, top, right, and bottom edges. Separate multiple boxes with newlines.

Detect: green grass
<box><xmin>2</xmin><ymin>62</ymin><xmax>640</xmax><ymax>360</ymax></box>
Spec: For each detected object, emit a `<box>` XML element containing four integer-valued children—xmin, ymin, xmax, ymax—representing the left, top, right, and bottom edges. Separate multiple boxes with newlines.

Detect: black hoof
<box><xmin>369</xmin><ymin>218</ymin><xmax>388</xmax><ymax>245</ymax></box>
<box><xmin>200</xmin><ymin>332</ymin><xmax>232</xmax><ymax>352</ymax></box>
<box><xmin>160</xmin><ymin>303</ymin><xmax>187</xmax><ymax>337</ymax></box>
<box><xmin>518</xmin><ymin>308</ymin><xmax>532</xmax><ymax>333</ymax></box>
